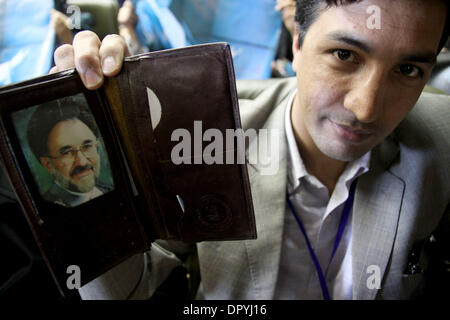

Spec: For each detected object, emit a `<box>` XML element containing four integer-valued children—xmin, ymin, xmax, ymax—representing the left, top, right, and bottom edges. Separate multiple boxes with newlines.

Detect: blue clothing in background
<box><xmin>0</xmin><ymin>0</ymin><xmax>55</xmax><ymax>86</ymax></box>
<box><xmin>134</xmin><ymin>0</ymin><xmax>282</xmax><ymax>79</ymax></box>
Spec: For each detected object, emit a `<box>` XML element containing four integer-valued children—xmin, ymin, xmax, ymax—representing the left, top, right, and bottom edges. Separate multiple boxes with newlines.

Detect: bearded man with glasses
<box><xmin>27</xmin><ymin>95</ymin><xmax>112</xmax><ymax>208</ymax></box>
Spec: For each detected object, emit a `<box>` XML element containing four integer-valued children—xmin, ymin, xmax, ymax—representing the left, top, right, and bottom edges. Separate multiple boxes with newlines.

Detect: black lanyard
<box><xmin>286</xmin><ymin>179</ymin><xmax>357</xmax><ymax>300</ymax></box>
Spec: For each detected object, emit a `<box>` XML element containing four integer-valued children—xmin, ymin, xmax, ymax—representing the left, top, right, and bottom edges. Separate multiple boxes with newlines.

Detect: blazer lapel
<box><xmin>244</xmin><ymin>101</ymin><xmax>288</xmax><ymax>299</ymax></box>
<box><xmin>352</xmin><ymin>137</ymin><xmax>405</xmax><ymax>299</ymax></box>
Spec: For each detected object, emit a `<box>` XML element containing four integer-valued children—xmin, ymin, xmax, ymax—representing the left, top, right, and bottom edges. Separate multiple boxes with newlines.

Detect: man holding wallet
<box><xmin>49</xmin><ymin>0</ymin><xmax>450</xmax><ymax>299</ymax></box>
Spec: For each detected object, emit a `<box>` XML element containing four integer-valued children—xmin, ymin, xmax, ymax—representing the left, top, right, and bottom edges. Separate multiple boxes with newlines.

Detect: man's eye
<box><xmin>332</xmin><ymin>49</ymin><xmax>357</xmax><ymax>63</ymax></box>
<box><xmin>399</xmin><ymin>64</ymin><xmax>422</xmax><ymax>78</ymax></box>
<box><xmin>60</xmin><ymin>150</ymin><xmax>73</xmax><ymax>156</ymax></box>
<box><xmin>82</xmin><ymin>144</ymin><xmax>93</xmax><ymax>151</ymax></box>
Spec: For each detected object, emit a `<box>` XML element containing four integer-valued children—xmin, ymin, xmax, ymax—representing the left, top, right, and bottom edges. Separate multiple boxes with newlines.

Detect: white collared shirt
<box><xmin>54</xmin><ymin>181</ymin><xmax>104</xmax><ymax>207</ymax></box>
<box><xmin>274</xmin><ymin>90</ymin><xmax>371</xmax><ymax>300</ymax></box>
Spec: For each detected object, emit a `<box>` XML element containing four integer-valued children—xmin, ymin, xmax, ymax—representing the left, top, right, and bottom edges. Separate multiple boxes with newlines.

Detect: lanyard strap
<box><xmin>286</xmin><ymin>179</ymin><xmax>357</xmax><ymax>300</ymax></box>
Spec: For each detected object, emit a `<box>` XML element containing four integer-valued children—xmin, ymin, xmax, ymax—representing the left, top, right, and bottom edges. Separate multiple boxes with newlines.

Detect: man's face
<box><xmin>291</xmin><ymin>0</ymin><xmax>447</xmax><ymax>162</ymax></box>
<box><xmin>40</xmin><ymin>119</ymin><xmax>100</xmax><ymax>193</ymax></box>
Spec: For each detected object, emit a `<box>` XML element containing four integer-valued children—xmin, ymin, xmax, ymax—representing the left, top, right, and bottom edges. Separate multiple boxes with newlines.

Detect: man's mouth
<box><xmin>328</xmin><ymin>119</ymin><xmax>373</xmax><ymax>142</ymax></box>
<box><xmin>70</xmin><ymin>165</ymin><xmax>94</xmax><ymax>179</ymax></box>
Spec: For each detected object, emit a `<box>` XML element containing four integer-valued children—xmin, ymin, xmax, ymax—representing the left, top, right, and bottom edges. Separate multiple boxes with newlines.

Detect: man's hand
<box><xmin>117</xmin><ymin>0</ymin><xmax>144</xmax><ymax>55</ymax></box>
<box><xmin>50</xmin><ymin>31</ymin><xmax>131</xmax><ymax>90</ymax></box>
<box><xmin>118</xmin><ymin>0</ymin><xmax>138</xmax><ymax>29</ymax></box>
<box><xmin>50</xmin><ymin>9</ymin><xmax>73</xmax><ymax>45</ymax></box>
<box><xmin>275</xmin><ymin>0</ymin><xmax>296</xmax><ymax>36</ymax></box>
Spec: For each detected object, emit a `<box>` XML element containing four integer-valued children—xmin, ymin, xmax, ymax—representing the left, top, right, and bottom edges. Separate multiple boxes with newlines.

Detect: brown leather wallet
<box><xmin>0</xmin><ymin>43</ymin><xmax>256</xmax><ymax>296</ymax></box>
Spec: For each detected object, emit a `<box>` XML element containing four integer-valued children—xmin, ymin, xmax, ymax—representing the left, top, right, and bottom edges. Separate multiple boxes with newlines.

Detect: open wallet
<box><xmin>0</xmin><ymin>43</ymin><xmax>256</xmax><ymax>297</ymax></box>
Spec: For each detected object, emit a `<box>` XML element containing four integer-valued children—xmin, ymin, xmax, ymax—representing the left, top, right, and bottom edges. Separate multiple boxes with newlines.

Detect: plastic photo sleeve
<box><xmin>11</xmin><ymin>93</ymin><xmax>114</xmax><ymax>208</ymax></box>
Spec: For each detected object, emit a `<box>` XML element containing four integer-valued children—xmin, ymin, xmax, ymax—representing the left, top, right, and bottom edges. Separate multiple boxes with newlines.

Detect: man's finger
<box><xmin>72</xmin><ymin>30</ymin><xmax>103</xmax><ymax>90</ymax></box>
<box><xmin>53</xmin><ymin>44</ymin><xmax>75</xmax><ymax>71</ymax></box>
<box><xmin>49</xmin><ymin>66</ymin><xmax>59</xmax><ymax>74</ymax></box>
<box><xmin>99</xmin><ymin>34</ymin><xmax>130</xmax><ymax>77</ymax></box>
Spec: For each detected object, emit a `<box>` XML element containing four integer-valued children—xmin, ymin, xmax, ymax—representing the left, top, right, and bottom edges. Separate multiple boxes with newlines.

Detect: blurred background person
<box><xmin>116</xmin><ymin>0</ymin><xmax>282</xmax><ymax>79</ymax></box>
<box><xmin>272</xmin><ymin>0</ymin><xmax>296</xmax><ymax>77</ymax></box>
<box><xmin>117</xmin><ymin>0</ymin><xmax>148</xmax><ymax>54</ymax></box>
<box><xmin>275</xmin><ymin>0</ymin><xmax>295</xmax><ymax>35</ymax></box>
<box><xmin>0</xmin><ymin>0</ymin><xmax>94</xmax><ymax>86</ymax></box>
<box><xmin>50</xmin><ymin>8</ymin><xmax>74</xmax><ymax>45</ymax></box>
<box><xmin>0</xmin><ymin>0</ymin><xmax>55</xmax><ymax>85</ymax></box>
<box><xmin>429</xmin><ymin>40</ymin><xmax>450</xmax><ymax>94</ymax></box>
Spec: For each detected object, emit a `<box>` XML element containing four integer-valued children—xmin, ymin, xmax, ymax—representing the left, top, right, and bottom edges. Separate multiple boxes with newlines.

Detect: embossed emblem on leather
<box><xmin>196</xmin><ymin>195</ymin><xmax>230</xmax><ymax>225</ymax></box>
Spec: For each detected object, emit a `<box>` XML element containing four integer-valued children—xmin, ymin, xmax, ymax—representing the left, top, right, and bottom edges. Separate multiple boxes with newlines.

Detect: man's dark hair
<box><xmin>294</xmin><ymin>0</ymin><xmax>450</xmax><ymax>53</ymax></box>
<box><xmin>27</xmin><ymin>95</ymin><xmax>99</xmax><ymax>159</ymax></box>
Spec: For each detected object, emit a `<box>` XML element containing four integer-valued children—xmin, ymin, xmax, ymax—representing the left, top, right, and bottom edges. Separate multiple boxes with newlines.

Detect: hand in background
<box><xmin>118</xmin><ymin>0</ymin><xmax>146</xmax><ymax>55</ymax></box>
<box><xmin>118</xmin><ymin>0</ymin><xmax>138</xmax><ymax>29</ymax></box>
<box><xmin>275</xmin><ymin>0</ymin><xmax>296</xmax><ymax>37</ymax></box>
<box><xmin>50</xmin><ymin>9</ymin><xmax>74</xmax><ymax>45</ymax></box>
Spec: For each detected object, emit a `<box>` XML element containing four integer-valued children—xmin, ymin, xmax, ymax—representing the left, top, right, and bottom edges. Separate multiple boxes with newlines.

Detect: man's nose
<box><xmin>343</xmin><ymin>68</ymin><xmax>387</xmax><ymax>124</ymax></box>
<box><xmin>73</xmin><ymin>149</ymin><xmax>89</xmax><ymax>165</ymax></box>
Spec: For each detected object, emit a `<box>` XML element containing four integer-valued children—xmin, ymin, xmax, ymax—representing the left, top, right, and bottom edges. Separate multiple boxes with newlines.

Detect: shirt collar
<box><xmin>284</xmin><ymin>89</ymin><xmax>371</xmax><ymax>193</ymax></box>
<box><xmin>55</xmin><ymin>181</ymin><xmax>102</xmax><ymax>199</ymax></box>
<box><xmin>284</xmin><ymin>89</ymin><xmax>308</xmax><ymax>190</ymax></box>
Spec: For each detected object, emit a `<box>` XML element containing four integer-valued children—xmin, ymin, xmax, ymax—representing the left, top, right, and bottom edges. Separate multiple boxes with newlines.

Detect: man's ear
<box><xmin>40</xmin><ymin>157</ymin><xmax>54</xmax><ymax>174</ymax></box>
<box><xmin>291</xmin><ymin>28</ymin><xmax>301</xmax><ymax>73</ymax></box>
